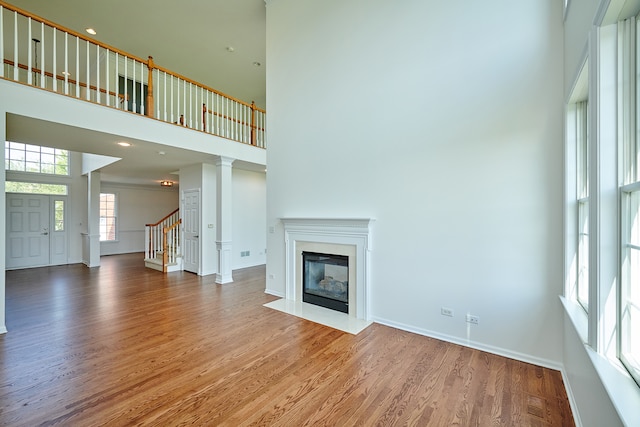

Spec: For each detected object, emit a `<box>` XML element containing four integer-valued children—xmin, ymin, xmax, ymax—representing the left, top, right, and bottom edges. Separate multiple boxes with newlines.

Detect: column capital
<box><xmin>216</xmin><ymin>156</ymin><xmax>235</xmax><ymax>167</ymax></box>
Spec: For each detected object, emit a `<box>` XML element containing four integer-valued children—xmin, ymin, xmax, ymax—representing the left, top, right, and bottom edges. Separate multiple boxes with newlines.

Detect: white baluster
<box><xmin>132</xmin><ymin>58</ymin><xmax>136</xmax><ymax>112</ymax></box>
<box><xmin>105</xmin><ymin>49</ymin><xmax>110</xmax><ymax>106</ymax></box>
<box><xmin>96</xmin><ymin>44</ymin><xmax>100</xmax><ymax>104</ymax></box>
<box><xmin>156</xmin><ymin>68</ymin><xmax>160</xmax><ymax>118</ymax></box>
<box><xmin>85</xmin><ymin>40</ymin><xmax>90</xmax><ymax>100</ymax></box>
<box><xmin>124</xmin><ymin>56</ymin><xmax>128</xmax><ymax>111</ymax></box>
<box><xmin>170</xmin><ymin>74</ymin><xmax>174</xmax><ymax>122</ymax></box>
<box><xmin>183</xmin><ymin>79</ymin><xmax>186</xmax><ymax>126</ymax></box>
<box><xmin>140</xmin><ymin>61</ymin><xmax>144</xmax><ymax>115</ymax></box>
<box><xmin>189</xmin><ymin>82</ymin><xmax>193</xmax><ymax>128</ymax></box>
<box><xmin>40</xmin><ymin>22</ymin><xmax>44</xmax><ymax>88</ymax></box>
<box><xmin>75</xmin><ymin>36</ymin><xmax>79</xmax><ymax>97</ymax></box>
<box><xmin>115</xmin><ymin>52</ymin><xmax>119</xmax><ymax>108</ymax></box>
<box><xmin>163</xmin><ymin>71</ymin><xmax>167</xmax><ymax>121</ymax></box>
<box><xmin>13</xmin><ymin>11</ymin><xmax>18</xmax><ymax>81</ymax></box>
<box><xmin>27</xmin><ymin>17</ymin><xmax>32</xmax><ymax>85</ymax></box>
<box><xmin>63</xmin><ymin>32</ymin><xmax>69</xmax><ymax>94</ymax></box>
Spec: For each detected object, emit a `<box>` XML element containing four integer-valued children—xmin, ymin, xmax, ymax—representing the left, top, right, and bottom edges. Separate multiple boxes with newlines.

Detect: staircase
<box><xmin>144</xmin><ymin>209</ymin><xmax>183</xmax><ymax>273</ymax></box>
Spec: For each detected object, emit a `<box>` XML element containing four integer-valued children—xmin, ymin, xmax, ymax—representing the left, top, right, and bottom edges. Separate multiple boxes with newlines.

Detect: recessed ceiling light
<box><xmin>226</xmin><ymin>46</ymin><xmax>235</xmax><ymax>52</ymax></box>
<box><xmin>117</xmin><ymin>142</ymin><xmax>131</xmax><ymax>147</ymax></box>
<box><xmin>85</xmin><ymin>28</ymin><xmax>97</xmax><ymax>35</ymax></box>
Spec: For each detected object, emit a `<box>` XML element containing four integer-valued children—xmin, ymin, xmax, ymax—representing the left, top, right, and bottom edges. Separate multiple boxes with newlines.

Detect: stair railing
<box><xmin>145</xmin><ymin>208</ymin><xmax>179</xmax><ymax>264</ymax></box>
<box><xmin>163</xmin><ymin>219</ymin><xmax>182</xmax><ymax>273</ymax></box>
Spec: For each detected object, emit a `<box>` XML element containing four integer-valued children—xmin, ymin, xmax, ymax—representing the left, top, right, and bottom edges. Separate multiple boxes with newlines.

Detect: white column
<box><xmin>215</xmin><ymin>156</ymin><xmax>234</xmax><ymax>284</ymax></box>
<box><xmin>85</xmin><ymin>171</ymin><xmax>101</xmax><ymax>267</ymax></box>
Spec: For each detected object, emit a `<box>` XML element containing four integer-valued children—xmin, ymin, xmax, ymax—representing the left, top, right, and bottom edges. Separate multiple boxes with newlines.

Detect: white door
<box><xmin>6</xmin><ymin>194</ymin><xmax>50</xmax><ymax>269</ymax></box>
<box><xmin>183</xmin><ymin>189</ymin><xmax>200</xmax><ymax>274</ymax></box>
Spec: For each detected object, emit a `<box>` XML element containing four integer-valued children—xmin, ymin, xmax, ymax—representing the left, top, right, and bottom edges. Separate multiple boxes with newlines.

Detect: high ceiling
<box><xmin>3</xmin><ymin>0</ymin><xmax>267</xmax><ymax>185</ymax></box>
<box><xmin>6</xmin><ymin>0</ymin><xmax>266</xmax><ymax>108</ymax></box>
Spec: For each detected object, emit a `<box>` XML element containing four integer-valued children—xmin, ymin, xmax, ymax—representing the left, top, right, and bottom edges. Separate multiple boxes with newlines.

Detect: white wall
<box><xmin>99</xmin><ymin>183</ymin><xmax>179</xmax><ymax>256</ymax></box>
<box><xmin>266</xmin><ymin>0</ymin><xmax>564</xmax><ymax>366</ymax></box>
<box><xmin>232</xmin><ymin>168</ymin><xmax>266</xmax><ymax>269</ymax></box>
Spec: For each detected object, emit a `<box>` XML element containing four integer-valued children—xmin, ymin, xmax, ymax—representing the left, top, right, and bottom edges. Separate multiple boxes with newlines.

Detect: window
<box><xmin>619</xmin><ymin>16</ymin><xmax>640</xmax><ymax>386</ymax></box>
<box><xmin>621</xmin><ymin>186</ymin><xmax>640</xmax><ymax>385</ymax></box>
<box><xmin>576</xmin><ymin>100</ymin><xmax>589</xmax><ymax>311</ymax></box>
<box><xmin>54</xmin><ymin>200</ymin><xmax>65</xmax><ymax>232</ymax></box>
<box><xmin>5</xmin><ymin>181</ymin><xmax>68</xmax><ymax>195</ymax></box>
<box><xmin>5</xmin><ymin>142</ymin><xmax>69</xmax><ymax>175</ymax></box>
<box><xmin>99</xmin><ymin>193</ymin><xmax>117</xmax><ymax>241</ymax></box>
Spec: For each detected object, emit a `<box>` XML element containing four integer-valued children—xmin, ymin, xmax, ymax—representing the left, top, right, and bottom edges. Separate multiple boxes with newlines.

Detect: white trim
<box><xmin>371</xmin><ymin>315</ymin><xmax>563</xmax><ymax>371</ymax></box>
<box><xmin>281</xmin><ymin>217</ymin><xmax>373</xmax><ymax>321</ymax></box>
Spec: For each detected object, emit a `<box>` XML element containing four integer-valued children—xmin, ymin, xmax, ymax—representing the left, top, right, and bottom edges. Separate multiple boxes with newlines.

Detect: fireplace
<box><xmin>302</xmin><ymin>252</ymin><xmax>349</xmax><ymax>313</ymax></box>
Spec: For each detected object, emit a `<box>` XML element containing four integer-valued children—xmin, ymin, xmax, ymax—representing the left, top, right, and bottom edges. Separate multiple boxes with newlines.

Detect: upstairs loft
<box><xmin>0</xmin><ymin>1</ymin><xmax>266</xmax><ymax>168</ymax></box>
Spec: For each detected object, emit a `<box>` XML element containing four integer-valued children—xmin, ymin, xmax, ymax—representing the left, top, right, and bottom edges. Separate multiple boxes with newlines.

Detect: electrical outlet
<box><xmin>466</xmin><ymin>314</ymin><xmax>479</xmax><ymax>325</ymax></box>
<box><xmin>441</xmin><ymin>307</ymin><xmax>454</xmax><ymax>317</ymax></box>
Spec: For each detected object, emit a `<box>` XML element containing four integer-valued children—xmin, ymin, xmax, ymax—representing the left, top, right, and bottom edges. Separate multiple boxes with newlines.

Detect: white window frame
<box><xmin>5</xmin><ymin>142</ymin><xmax>70</xmax><ymax>176</ymax></box>
<box><xmin>99</xmin><ymin>192</ymin><xmax>118</xmax><ymax>242</ymax></box>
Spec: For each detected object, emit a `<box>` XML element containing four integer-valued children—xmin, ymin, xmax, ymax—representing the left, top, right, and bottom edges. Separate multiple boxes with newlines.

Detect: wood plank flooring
<box><xmin>0</xmin><ymin>253</ymin><xmax>575</xmax><ymax>426</ymax></box>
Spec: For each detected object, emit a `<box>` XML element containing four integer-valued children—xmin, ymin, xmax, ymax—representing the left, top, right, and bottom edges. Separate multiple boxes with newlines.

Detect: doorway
<box><xmin>6</xmin><ymin>194</ymin><xmax>68</xmax><ymax>269</ymax></box>
<box><xmin>182</xmin><ymin>189</ymin><xmax>200</xmax><ymax>274</ymax></box>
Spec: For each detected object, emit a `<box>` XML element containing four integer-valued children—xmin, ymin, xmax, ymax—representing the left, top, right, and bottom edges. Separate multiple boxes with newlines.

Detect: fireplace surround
<box><xmin>276</xmin><ymin>218</ymin><xmax>373</xmax><ymax>327</ymax></box>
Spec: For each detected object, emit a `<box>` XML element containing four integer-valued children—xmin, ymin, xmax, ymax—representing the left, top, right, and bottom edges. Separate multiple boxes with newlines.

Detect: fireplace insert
<box><xmin>302</xmin><ymin>251</ymin><xmax>348</xmax><ymax>313</ymax></box>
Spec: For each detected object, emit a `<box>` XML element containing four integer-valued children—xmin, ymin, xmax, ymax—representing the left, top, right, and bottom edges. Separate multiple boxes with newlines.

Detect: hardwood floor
<box><xmin>0</xmin><ymin>253</ymin><xmax>574</xmax><ymax>426</ymax></box>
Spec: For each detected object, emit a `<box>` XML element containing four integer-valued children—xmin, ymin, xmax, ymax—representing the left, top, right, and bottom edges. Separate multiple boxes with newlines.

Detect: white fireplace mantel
<box><xmin>280</xmin><ymin>217</ymin><xmax>374</xmax><ymax>321</ymax></box>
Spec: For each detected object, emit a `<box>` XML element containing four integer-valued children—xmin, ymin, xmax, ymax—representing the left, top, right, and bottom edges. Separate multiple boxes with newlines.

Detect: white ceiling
<box><xmin>4</xmin><ymin>0</ymin><xmax>266</xmax><ymax>186</ymax></box>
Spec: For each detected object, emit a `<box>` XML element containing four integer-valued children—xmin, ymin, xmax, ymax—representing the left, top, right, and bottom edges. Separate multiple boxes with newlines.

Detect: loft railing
<box><xmin>0</xmin><ymin>1</ymin><xmax>266</xmax><ymax>148</ymax></box>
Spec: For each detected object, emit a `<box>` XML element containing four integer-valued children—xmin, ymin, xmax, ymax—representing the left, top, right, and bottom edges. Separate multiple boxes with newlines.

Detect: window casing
<box><xmin>99</xmin><ymin>193</ymin><xmax>117</xmax><ymax>242</ymax></box>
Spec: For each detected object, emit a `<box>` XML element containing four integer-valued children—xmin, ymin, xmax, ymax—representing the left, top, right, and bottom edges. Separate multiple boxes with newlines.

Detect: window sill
<box><xmin>560</xmin><ymin>296</ymin><xmax>640</xmax><ymax>426</ymax></box>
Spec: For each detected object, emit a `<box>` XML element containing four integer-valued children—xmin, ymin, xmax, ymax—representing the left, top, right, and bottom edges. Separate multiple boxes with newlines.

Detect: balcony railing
<box><xmin>0</xmin><ymin>1</ymin><xmax>266</xmax><ymax>148</ymax></box>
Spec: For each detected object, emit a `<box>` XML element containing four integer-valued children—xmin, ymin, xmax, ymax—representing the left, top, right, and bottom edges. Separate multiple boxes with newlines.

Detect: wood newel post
<box><xmin>162</xmin><ymin>226</ymin><xmax>168</xmax><ymax>273</ymax></box>
<box><xmin>147</xmin><ymin>56</ymin><xmax>155</xmax><ymax>118</ymax></box>
<box><xmin>250</xmin><ymin>101</ymin><xmax>257</xmax><ymax>146</ymax></box>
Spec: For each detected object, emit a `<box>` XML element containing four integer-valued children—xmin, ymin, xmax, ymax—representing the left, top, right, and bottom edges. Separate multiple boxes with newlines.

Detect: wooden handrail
<box><xmin>162</xmin><ymin>219</ymin><xmax>182</xmax><ymax>273</ymax></box>
<box><xmin>145</xmin><ymin>208</ymin><xmax>179</xmax><ymax>227</ymax></box>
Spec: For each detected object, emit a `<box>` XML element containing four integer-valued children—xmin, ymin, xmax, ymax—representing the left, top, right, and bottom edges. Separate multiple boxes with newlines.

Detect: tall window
<box><xmin>619</xmin><ymin>17</ymin><xmax>640</xmax><ymax>386</ymax></box>
<box><xmin>99</xmin><ymin>193</ymin><xmax>117</xmax><ymax>241</ymax></box>
<box><xmin>5</xmin><ymin>142</ymin><xmax>69</xmax><ymax>175</ymax></box>
<box><xmin>576</xmin><ymin>101</ymin><xmax>589</xmax><ymax>311</ymax></box>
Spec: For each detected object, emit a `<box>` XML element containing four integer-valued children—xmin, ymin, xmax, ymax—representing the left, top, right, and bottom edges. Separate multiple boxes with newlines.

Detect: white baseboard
<box><xmin>265</xmin><ymin>288</ymin><xmax>285</xmax><ymax>298</ymax></box>
<box><xmin>560</xmin><ymin>367</ymin><xmax>584</xmax><ymax>427</ymax></box>
<box><xmin>372</xmin><ymin>316</ymin><xmax>563</xmax><ymax>371</ymax></box>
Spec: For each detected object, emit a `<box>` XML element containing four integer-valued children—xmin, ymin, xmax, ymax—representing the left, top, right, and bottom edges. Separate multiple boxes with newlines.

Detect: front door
<box><xmin>183</xmin><ymin>189</ymin><xmax>200</xmax><ymax>274</ymax></box>
<box><xmin>6</xmin><ymin>194</ymin><xmax>50</xmax><ymax>269</ymax></box>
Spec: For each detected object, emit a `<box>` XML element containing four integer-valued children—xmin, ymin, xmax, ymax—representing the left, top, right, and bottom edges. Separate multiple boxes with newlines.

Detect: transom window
<box><xmin>5</xmin><ymin>142</ymin><xmax>69</xmax><ymax>175</ymax></box>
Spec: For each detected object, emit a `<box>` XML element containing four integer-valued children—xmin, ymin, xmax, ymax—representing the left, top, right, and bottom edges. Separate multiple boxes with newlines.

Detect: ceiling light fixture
<box><xmin>117</xmin><ymin>142</ymin><xmax>131</xmax><ymax>147</ymax></box>
<box><xmin>85</xmin><ymin>28</ymin><xmax>97</xmax><ymax>35</ymax></box>
<box><xmin>160</xmin><ymin>180</ymin><xmax>173</xmax><ymax>187</ymax></box>
<box><xmin>226</xmin><ymin>46</ymin><xmax>235</xmax><ymax>52</ymax></box>
<box><xmin>158</xmin><ymin>151</ymin><xmax>166</xmax><ymax>155</ymax></box>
